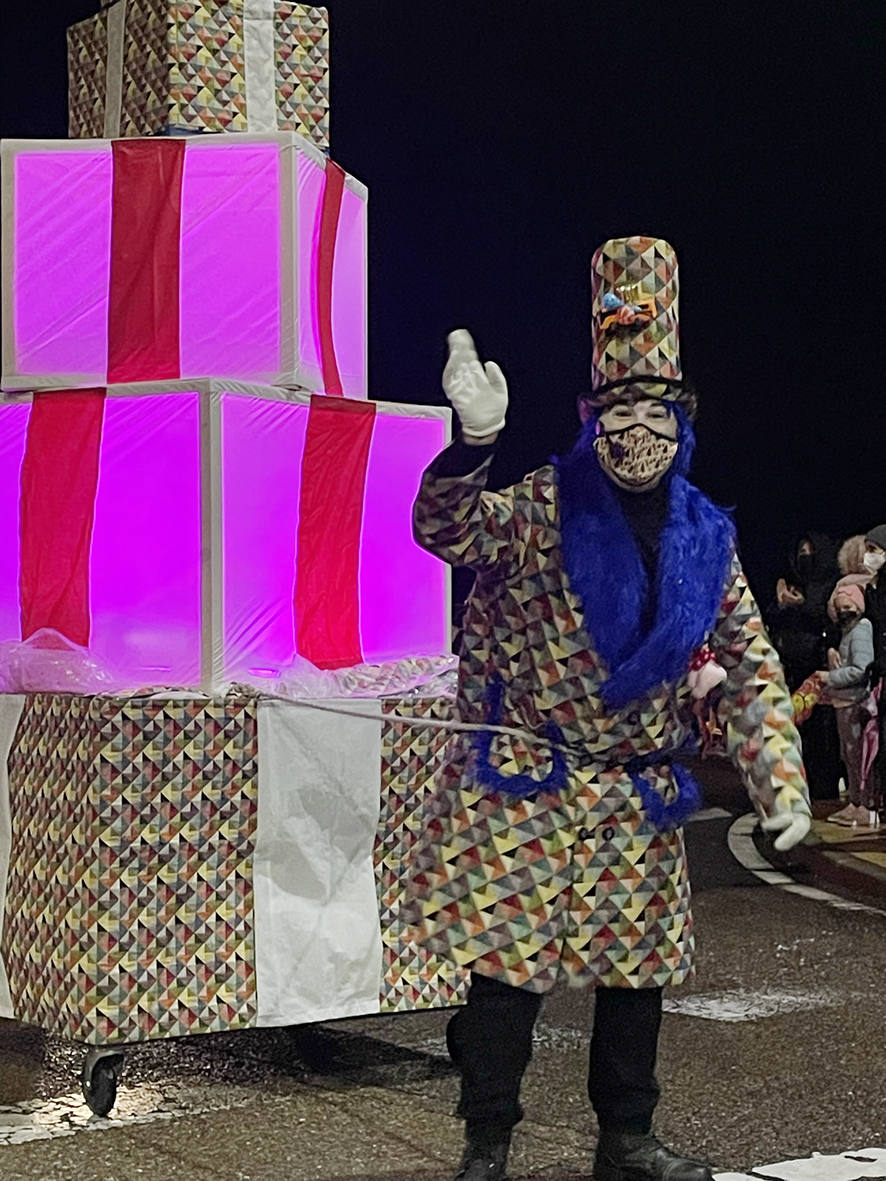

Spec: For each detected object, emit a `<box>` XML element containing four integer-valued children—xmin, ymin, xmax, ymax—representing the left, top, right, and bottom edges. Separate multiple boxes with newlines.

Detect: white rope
<box><xmin>125</xmin><ymin>688</ymin><xmax>573</xmax><ymax>753</ymax></box>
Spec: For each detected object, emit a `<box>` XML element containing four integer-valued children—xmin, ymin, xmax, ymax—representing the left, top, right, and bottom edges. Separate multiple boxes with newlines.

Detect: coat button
<box><xmin>602</xmin><ymin>826</ymin><xmax>616</xmax><ymax>841</ymax></box>
<box><xmin>577</xmin><ymin>827</ymin><xmax>593</xmax><ymax>841</ymax></box>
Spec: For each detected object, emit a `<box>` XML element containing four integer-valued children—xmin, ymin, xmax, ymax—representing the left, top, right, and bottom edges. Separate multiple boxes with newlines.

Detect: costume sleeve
<box><xmin>413</xmin><ymin>442</ymin><xmax>518</xmax><ymax>570</ymax></box>
<box><xmin>709</xmin><ymin>552</ymin><xmax>810</xmax><ymax>819</ymax></box>
<box><xmin>829</xmin><ymin>619</ymin><xmax>874</xmax><ymax>690</ymax></box>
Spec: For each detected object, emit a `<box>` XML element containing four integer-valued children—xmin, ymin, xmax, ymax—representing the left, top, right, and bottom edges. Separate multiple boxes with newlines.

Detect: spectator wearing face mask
<box><xmin>863</xmin><ymin>525</ymin><xmax>886</xmax><ymax>792</ymax></box>
<box><xmin>767</xmin><ymin>532</ymin><xmax>840</xmax><ymax>687</ymax></box>
<box><xmin>864</xmin><ymin>526</ymin><xmax>886</xmax><ymax>667</ymax></box>
<box><xmin>821</xmin><ymin>583</ymin><xmax>878</xmax><ymax>826</ymax></box>
<box><xmin>766</xmin><ymin>532</ymin><xmax>842</xmax><ymax>798</ymax></box>
<box><xmin>836</xmin><ymin>534</ymin><xmax>872</xmax><ymax>588</ymax></box>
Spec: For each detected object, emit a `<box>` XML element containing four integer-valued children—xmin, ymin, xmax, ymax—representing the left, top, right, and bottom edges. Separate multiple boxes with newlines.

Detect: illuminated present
<box><xmin>0</xmin><ymin>384</ymin><xmax>450</xmax><ymax>691</ymax></box>
<box><xmin>1</xmin><ymin>134</ymin><xmax>366</xmax><ymax>396</ymax></box>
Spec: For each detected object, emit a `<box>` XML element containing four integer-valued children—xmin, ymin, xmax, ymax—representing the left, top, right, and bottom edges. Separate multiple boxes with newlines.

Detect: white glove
<box><xmin>442</xmin><ymin>329</ymin><xmax>508</xmax><ymax>437</ymax></box>
<box><xmin>760</xmin><ymin>784</ymin><xmax>812</xmax><ymax>852</ymax></box>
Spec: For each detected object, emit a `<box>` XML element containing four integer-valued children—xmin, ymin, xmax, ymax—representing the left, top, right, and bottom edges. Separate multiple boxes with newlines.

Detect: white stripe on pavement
<box><xmin>715</xmin><ymin>1146</ymin><xmax>886</xmax><ymax>1179</ymax></box>
<box><xmin>0</xmin><ymin>1083</ymin><xmax>256</xmax><ymax>1146</ymax></box>
<box><xmin>727</xmin><ymin>813</ymin><xmax>886</xmax><ymax>917</ymax></box>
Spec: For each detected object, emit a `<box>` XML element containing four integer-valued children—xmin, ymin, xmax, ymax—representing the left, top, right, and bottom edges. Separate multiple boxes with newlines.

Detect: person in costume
<box><xmin>410</xmin><ymin>237</ymin><xmax>812</xmax><ymax>1181</ymax></box>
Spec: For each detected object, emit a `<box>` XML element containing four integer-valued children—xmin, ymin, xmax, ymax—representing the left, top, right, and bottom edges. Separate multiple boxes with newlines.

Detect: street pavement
<box><xmin>2</xmin><ymin>759</ymin><xmax>885</xmax><ymax>1181</ymax></box>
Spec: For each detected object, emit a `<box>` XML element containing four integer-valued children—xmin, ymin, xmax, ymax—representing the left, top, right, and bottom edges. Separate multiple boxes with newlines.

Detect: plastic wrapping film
<box><xmin>1</xmin><ymin>135</ymin><xmax>366</xmax><ymax>396</ymax></box>
<box><xmin>0</xmin><ymin>630</ymin><xmax>118</xmax><ymax>694</ymax></box>
<box><xmin>0</xmin><ymin>384</ymin><xmax>450</xmax><ymax>694</ymax></box>
<box><xmin>0</xmin><ymin>403</ymin><xmax>28</xmax><ymax>650</ymax></box>
<box><xmin>272</xmin><ymin>654</ymin><xmax>457</xmax><ymax>700</ymax></box>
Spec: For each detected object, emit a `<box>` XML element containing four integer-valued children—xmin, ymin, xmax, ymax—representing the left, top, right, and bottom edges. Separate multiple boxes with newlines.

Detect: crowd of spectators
<box><xmin>765</xmin><ymin>524</ymin><xmax>886</xmax><ymax>825</ymax></box>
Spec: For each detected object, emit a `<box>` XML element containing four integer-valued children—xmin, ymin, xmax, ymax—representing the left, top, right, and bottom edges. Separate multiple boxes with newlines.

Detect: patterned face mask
<box><xmin>593</xmin><ymin>423</ymin><xmax>679</xmax><ymax>488</ymax></box>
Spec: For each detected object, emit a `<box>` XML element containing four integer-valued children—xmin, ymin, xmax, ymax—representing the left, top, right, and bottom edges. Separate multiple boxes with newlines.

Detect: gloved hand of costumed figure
<box><xmin>760</xmin><ymin>784</ymin><xmax>812</xmax><ymax>852</ymax></box>
<box><xmin>443</xmin><ymin>329</ymin><xmax>508</xmax><ymax>439</ymax></box>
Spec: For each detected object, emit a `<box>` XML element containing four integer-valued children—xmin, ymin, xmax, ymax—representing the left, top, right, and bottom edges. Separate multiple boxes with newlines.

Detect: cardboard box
<box><xmin>67</xmin><ymin>0</ymin><xmax>329</xmax><ymax>146</ymax></box>
<box><xmin>0</xmin><ymin>384</ymin><xmax>450</xmax><ymax>690</ymax></box>
<box><xmin>0</xmin><ymin>691</ymin><xmax>465</xmax><ymax>1042</ymax></box>
<box><xmin>2</xmin><ymin>134</ymin><xmax>366</xmax><ymax>396</ymax></box>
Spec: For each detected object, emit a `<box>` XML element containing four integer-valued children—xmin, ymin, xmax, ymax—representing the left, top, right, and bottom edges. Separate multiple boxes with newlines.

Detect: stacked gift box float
<box><xmin>0</xmin><ymin>4</ymin><xmax>463</xmax><ymax>1043</ymax></box>
<box><xmin>0</xmin><ymin>12</ymin><xmax>451</xmax><ymax>693</ymax></box>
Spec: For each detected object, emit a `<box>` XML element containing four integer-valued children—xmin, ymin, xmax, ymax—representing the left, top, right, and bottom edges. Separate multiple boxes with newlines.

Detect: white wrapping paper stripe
<box><xmin>103</xmin><ymin>0</ymin><xmax>126</xmax><ymax>139</ymax></box>
<box><xmin>243</xmin><ymin>0</ymin><xmax>278</xmax><ymax>134</ymax></box>
<box><xmin>0</xmin><ymin>695</ymin><xmax>25</xmax><ymax>1019</ymax></box>
<box><xmin>102</xmin><ymin>0</ymin><xmax>280</xmax><ymax>137</ymax></box>
<box><xmin>253</xmin><ymin>698</ymin><xmax>384</xmax><ymax>1025</ymax></box>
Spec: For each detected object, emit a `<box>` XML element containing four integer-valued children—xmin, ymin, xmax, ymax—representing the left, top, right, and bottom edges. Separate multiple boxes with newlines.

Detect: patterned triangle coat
<box><xmin>407</xmin><ymin>452</ymin><xmax>809</xmax><ymax>993</ymax></box>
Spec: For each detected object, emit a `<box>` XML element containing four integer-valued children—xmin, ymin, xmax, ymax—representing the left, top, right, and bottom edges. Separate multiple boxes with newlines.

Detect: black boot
<box><xmin>453</xmin><ymin>1121</ymin><xmax>512</xmax><ymax>1181</ymax></box>
<box><xmin>593</xmin><ymin>1130</ymin><xmax>713</xmax><ymax>1181</ymax></box>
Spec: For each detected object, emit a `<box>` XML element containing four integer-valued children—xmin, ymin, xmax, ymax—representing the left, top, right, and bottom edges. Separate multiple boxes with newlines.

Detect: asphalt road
<box><xmin>2</xmin><ymin>761</ymin><xmax>885</xmax><ymax>1181</ymax></box>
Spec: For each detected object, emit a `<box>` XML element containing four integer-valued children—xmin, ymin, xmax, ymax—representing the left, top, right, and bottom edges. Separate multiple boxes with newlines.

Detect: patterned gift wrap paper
<box><xmin>1</xmin><ymin>694</ymin><xmax>260</xmax><ymax>1044</ymax></box>
<box><xmin>378</xmin><ymin>697</ymin><xmax>469</xmax><ymax>1013</ymax></box>
<box><xmin>67</xmin><ymin>0</ymin><xmax>329</xmax><ymax>147</ymax></box>
<box><xmin>0</xmin><ymin>693</ymin><xmax>463</xmax><ymax>1043</ymax></box>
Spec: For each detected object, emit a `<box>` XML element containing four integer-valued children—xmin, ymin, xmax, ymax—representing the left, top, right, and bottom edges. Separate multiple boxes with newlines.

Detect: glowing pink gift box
<box><xmin>0</xmin><ymin>383</ymin><xmax>450</xmax><ymax>691</ymax></box>
<box><xmin>1</xmin><ymin>135</ymin><xmax>367</xmax><ymax>397</ymax></box>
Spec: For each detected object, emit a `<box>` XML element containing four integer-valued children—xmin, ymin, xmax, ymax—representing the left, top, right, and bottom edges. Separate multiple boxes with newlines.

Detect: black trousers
<box><xmin>448</xmin><ymin>973</ymin><xmax>662</xmax><ymax>1134</ymax></box>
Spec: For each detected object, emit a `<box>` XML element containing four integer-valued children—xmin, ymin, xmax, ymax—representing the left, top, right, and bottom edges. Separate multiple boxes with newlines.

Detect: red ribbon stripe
<box><xmin>19</xmin><ymin>390</ymin><xmax>106</xmax><ymax>646</ymax></box>
<box><xmin>294</xmin><ymin>396</ymin><xmax>376</xmax><ymax>668</ymax></box>
<box><xmin>316</xmin><ymin>160</ymin><xmax>346</xmax><ymax>397</ymax></box>
<box><xmin>107</xmin><ymin>139</ymin><xmax>185</xmax><ymax>384</ymax></box>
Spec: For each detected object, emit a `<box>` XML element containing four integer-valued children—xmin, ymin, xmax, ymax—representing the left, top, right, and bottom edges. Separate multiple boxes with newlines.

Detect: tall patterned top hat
<box><xmin>588</xmin><ymin>236</ymin><xmax>694</xmax><ymax>417</ymax></box>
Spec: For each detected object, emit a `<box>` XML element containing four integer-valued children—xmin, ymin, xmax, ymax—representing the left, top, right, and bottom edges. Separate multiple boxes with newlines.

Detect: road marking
<box><xmin>0</xmin><ymin>1083</ymin><xmax>256</xmax><ymax>1146</ymax></box>
<box><xmin>688</xmin><ymin>806</ymin><xmax>733</xmax><ymax>823</ymax></box>
<box><xmin>662</xmin><ymin>988</ymin><xmax>839</xmax><ymax>1023</ymax></box>
<box><xmin>715</xmin><ymin>1146</ymin><xmax>886</xmax><ymax>1179</ymax></box>
<box><xmin>727</xmin><ymin>813</ymin><xmax>886</xmax><ymax>917</ymax></box>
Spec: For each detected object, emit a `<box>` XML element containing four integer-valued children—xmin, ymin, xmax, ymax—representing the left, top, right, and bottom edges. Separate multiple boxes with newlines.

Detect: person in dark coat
<box><xmin>766</xmin><ymin>532</ymin><xmax>842</xmax><ymax>798</ymax></box>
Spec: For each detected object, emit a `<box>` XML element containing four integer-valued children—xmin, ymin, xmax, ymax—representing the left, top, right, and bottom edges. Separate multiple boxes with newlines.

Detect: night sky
<box><xmin>4</xmin><ymin>4</ymin><xmax>882</xmax><ymax>601</ymax></box>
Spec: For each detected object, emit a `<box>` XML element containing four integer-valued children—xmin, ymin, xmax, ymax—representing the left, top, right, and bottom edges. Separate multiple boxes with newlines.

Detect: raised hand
<box><xmin>442</xmin><ymin>329</ymin><xmax>508</xmax><ymax>439</ymax></box>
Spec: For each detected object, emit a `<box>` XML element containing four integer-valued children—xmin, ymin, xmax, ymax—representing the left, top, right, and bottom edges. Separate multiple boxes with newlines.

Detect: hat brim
<box><xmin>581</xmin><ymin>377</ymin><xmax>697</xmax><ymax>422</ymax></box>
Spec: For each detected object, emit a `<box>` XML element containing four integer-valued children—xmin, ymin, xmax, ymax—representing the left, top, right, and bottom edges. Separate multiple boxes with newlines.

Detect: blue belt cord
<box><xmin>471</xmin><ymin>679</ymin><xmax>702</xmax><ymax>831</ymax></box>
<box><xmin>472</xmin><ymin>680</ymin><xmax>569</xmax><ymax>799</ymax></box>
<box><xmin>623</xmin><ymin>740</ymin><xmax>703</xmax><ymax>831</ymax></box>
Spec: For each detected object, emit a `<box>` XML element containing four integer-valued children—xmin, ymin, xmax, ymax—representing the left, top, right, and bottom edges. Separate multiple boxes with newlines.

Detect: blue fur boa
<box><xmin>555</xmin><ymin>410</ymin><xmax>735</xmax><ymax>709</ymax></box>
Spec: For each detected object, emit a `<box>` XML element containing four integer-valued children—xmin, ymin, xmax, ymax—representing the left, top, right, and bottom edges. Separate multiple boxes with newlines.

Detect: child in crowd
<box><xmin>823</xmin><ymin>583</ymin><xmax>878</xmax><ymax>826</ymax></box>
